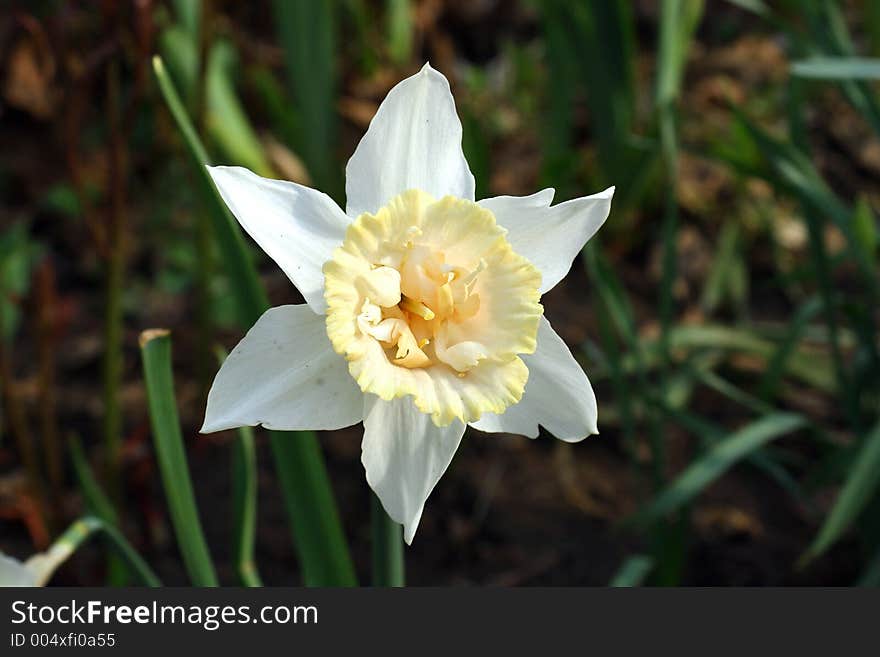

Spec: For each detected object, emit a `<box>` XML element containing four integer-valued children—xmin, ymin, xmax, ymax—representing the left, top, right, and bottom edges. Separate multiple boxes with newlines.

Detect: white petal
<box><xmin>202</xmin><ymin>305</ymin><xmax>364</xmax><ymax>433</ymax></box>
<box><xmin>479</xmin><ymin>186</ymin><xmax>614</xmax><ymax>294</ymax></box>
<box><xmin>208</xmin><ymin>165</ymin><xmax>350</xmax><ymax>314</ymax></box>
<box><xmin>0</xmin><ymin>553</ymin><xmax>37</xmax><ymax>587</ymax></box>
<box><xmin>345</xmin><ymin>63</ymin><xmax>475</xmax><ymax>218</ymax></box>
<box><xmin>362</xmin><ymin>395</ymin><xmax>465</xmax><ymax>544</ymax></box>
<box><xmin>470</xmin><ymin>317</ymin><xmax>597</xmax><ymax>442</ymax></box>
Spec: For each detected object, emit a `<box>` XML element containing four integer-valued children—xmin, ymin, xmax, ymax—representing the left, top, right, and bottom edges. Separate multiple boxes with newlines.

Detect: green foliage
<box><xmin>140</xmin><ymin>330</ymin><xmax>218</xmax><ymax>587</ymax></box>
<box><xmin>272</xmin><ymin>0</ymin><xmax>340</xmax><ymax>198</ymax></box>
<box><xmin>803</xmin><ymin>419</ymin><xmax>880</xmax><ymax>564</ymax></box>
<box><xmin>630</xmin><ymin>414</ymin><xmax>807</xmax><ymax>527</ymax></box>
<box><xmin>8</xmin><ymin>0</ymin><xmax>880</xmax><ymax>587</ymax></box>
<box><xmin>610</xmin><ymin>555</ymin><xmax>655</xmax><ymax>587</ymax></box>
<box><xmin>793</xmin><ymin>57</ymin><xmax>880</xmax><ymax>80</ymax></box>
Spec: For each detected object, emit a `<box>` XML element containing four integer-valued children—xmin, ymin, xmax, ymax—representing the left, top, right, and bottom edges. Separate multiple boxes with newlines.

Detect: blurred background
<box><xmin>1</xmin><ymin>0</ymin><xmax>879</xmax><ymax>586</ymax></box>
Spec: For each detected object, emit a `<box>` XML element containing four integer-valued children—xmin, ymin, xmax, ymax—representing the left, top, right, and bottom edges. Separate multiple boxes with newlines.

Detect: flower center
<box><xmin>324</xmin><ymin>190</ymin><xmax>543</xmax><ymax>425</ymax></box>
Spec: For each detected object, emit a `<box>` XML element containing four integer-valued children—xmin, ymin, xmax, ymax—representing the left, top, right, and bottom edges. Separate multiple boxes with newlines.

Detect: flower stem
<box><xmin>270</xmin><ymin>432</ymin><xmax>357</xmax><ymax>585</ymax></box>
<box><xmin>370</xmin><ymin>492</ymin><xmax>404</xmax><ymax>587</ymax></box>
<box><xmin>231</xmin><ymin>424</ymin><xmax>263</xmax><ymax>587</ymax></box>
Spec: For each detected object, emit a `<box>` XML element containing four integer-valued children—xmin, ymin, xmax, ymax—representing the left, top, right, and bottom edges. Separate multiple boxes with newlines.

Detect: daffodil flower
<box><xmin>0</xmin><ymin>541</ymin><xmax>76</xmax><ymax>587</ymax></box>
<box><xmin>202</xmin><ymin>64</ymin><xmax>613</xmax><ymax>543</ymax></box>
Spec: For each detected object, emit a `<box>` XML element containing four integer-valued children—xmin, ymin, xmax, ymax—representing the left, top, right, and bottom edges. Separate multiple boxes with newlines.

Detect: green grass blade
<box><xmin>206</xmin><ymin>40</ymin><xmax>275</xmax><ymax>177</ymax></box>
<box><xmin>609</xmin><ymin>554</ymin><xmax>654</xmax><ymax>587</ymax></box>
<box><xmin>271</xmin><ymin>0</ymin><xmax>340</xmax><ymax>197</ymax></box>
<box><xmin>570</xmin><ymin>0</ymin><xmax>637</xmax><ymax>187</ymax></box>
<box><xmin>153</xmin><ymin>55</ymin><xmax>268</xmax><ymax>324</ymax></box>
<box><xmin>758</xmin><ymin>296</ymin><xmax>823</xmax><ymax>400</ymax></box>
<box><xmin>172</xmin><ymin>0</ymin><xmax>201</xmax><ymax>39</ymax></box>
<box><xmin>792</xmin><ymin>56</ymin><xmax>880</xmax><ymax>80</ymax></box>
<box><xmin>218</xmin><ymin>345</ymin><xmax>261</xmax><ymax>586</ymax></box>
<box><xmin>802</xmin><ymin>419</ymin><xmax>880</xmax><ymax>564</ymax></box>
<box><xmin>386</xmin><ymin>0</ymin><xmax>413</xmax><ymax>65</ymax></box>
<box><xmin>140</xmin><ymin>329</ymin><xmax>218</xmax><ymax>586</ymax></box>
<box><xmin>583</xmin><ymin>244</ymin><xmax>637</xmax><ymax>455</ymax></box>
<box><xmin>655</xmin><ymin>0</ymin><xmax>703</xmax><ymax>109</ymax></box>
<box><xmin>655</xmin><ymin>0</ymin><xmax>703</xmax><ymax>361</ymax></box>
<box><xmin>154</xmin><ymin>54</ymin><xmax>356</xmax><ymax>586</ymax></box>
<box><xmin>857</xmin><ymin>548</ymin><xmax>880</xmax><ymax>586</ymax></box>
<box><xmin>69</xmin><ymin>435</ymin><xmax>119</xmax><ymax>525</ymax></box>
<box><xmin>700</xmin><ymin>220</ymin><xmax>743</xmax><ymax>314</ymax></box>
<box><xmin>813</xmin><ymin>1</ymin><xmax>880</xmax><ymax>137</ymax></box>
<box><xmin>654</xmin><ymin>397</ymin><xmax>804</xmax><ymax>501</ymax></box>
<box><xmin>69</xmin><ymin>433</ymin><xmax>130</xmax><ymax>584</ymax></box>
<box><xmin>371</xmin><ymin>492</ymin><xmax>404</xmax><ymax>587</ymax></box>
<box><xmin>232</xmin><ymin>424</ymin><xmax>262</xmax><ymax>587</ymax></box>
<box><xmin>85</xmin><ymin>517</ymin><xmax>162</xmax><ymax>587</ymax></box>
<box><xmin>630</xmin><ymin>413</ymin><xmax>806</xmax><ymax>527</ymax></box>
<box><xmin>853</xmin><ymin>196</ymin><xmax>878</xmax><ymax>259</ymax></box>
<box><xmin>269</xmin><ymin>431</ymin><xmax>357</xmax><ymax>586</ymax></box>
<box><xmin>733</xmin><ymin>110</ymin><xmax>876</xmax><ymax>295</ymax></box>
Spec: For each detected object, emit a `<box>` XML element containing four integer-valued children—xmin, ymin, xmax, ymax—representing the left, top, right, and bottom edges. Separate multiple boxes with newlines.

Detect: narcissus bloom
<box><xmin>202</xmin><ymin>64</ymin><xmax>613</xmax><ymax>543</ymax></box>
<box><xmin>0</xmin><ymin>542</ymin><xmax>75</xmax><ymax>587</ymax></box>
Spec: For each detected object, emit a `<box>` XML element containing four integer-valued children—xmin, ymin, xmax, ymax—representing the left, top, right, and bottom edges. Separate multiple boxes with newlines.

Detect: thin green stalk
<box><xmin>609</xmin><ymin>555</ymin><xmax>654</xmax><ymax>587</ymax></box>
<box><xmin>386</xmin><ymin>0</ymin><xmax>413</xmax><ymax>65</ymax></box>
<box><xmin>70</xmin><ymin>435</ymin><xmax>119</xmax><ymax>526</ymax></box>
<box><xmin>628</xmin><ymin>413</ymin><xmax>807</xmax><ymax>527</ymax></box>
<box><xmin>371</xmin><ymin>492</ymin><xmax>404</xmax><ymax>587</ymax></box>
<box><xmin>140</xmin><ymin>329</ymin><xmax>217</xmax><ymax>586</ymax></box>
<box><xmin>153</xmin><ymin>56</ymin><xmax>267</xmax><ymax>323</ymax></box>
<box><xmin>582</xmin><ymin>244</ymin><xmax>636</xmax><ymax>460</ymax></box>
<box><xmin>84</xmin><ymin>517</ymin><xmax>162</xmax><ymax>587</ymax></box>
<box><xmin>232</xmin><ymin>424</ymin><xmax>262</xmax><ymax>587</ymax></box>
<box><xmin>270</xmin><ymin>432</ymin><xmax>357</xmax><ymax>586</ymax></box>
<box><xmin>271</xmin><ymin>0</ymin><xmax>340</xmax><ymax>198</ymax></box>
<box><xmin>802</xmin><ymin>418</ymin><xmax>880</xmax><ymax>564</ymax></box>
<box><xmin>154</xmin><ymin>56</ymin><xmax>357</xmax><ymax>586</ymax></box>
<box><xmin>786</xmin><ymin>77</ymin><xmax>861</xmax><ymax>433</ymax></box>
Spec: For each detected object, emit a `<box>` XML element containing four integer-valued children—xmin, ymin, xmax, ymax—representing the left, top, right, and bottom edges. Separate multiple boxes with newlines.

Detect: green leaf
<box><xmin>630</xmin><ymin>413</ymin><xmax>806</xmax><ymax>527</ymax></box>
<box><xmin>269</xmin><ymin>432</ymin><xmax>357</xmax><ymax>586</ymax></box>
<box><xmin>219</xmin><ymin>346</ymin><xmax>262</xmax><ymax>587</ymax></box>
<box><xmin>700</xmin><ymin>220</ymin><xmax>743</xmax><ymax>313</ymax></box>
<box><xmin>802</xmin><ymin>419</ymin><xmax>880</xmax><ymax>563</ymax></box>
<box><xmin>140</xmin><ymin>329</ymin><xmax>218</xmax><ymax>586</ymax></box>
<box><xmin>857</xmin><ymin>548</ymin><xmax>880</xmax><ymax>586</ymax></box>
<box><xmin>386</xmin><ymin>0</ymin><xmax>413</xmax><ymax>65</ymax></box>
<box><xmin>206</xmin><ymin>40</ymin><xmax>275</xmax><ymax>177</ymax></box>
<box><xmin>172</xmin><ymin>0</ymin><xmax>201</xmax><ymax>39</ymax></box>
<box><xmin>655</xmin><ymin>0</ymin><xmax>703</xmax><ymax>109</ymax></box>
<box><xmin>758</xmin><ymin>297</ymin><xmax>823</xmax><ymax>400</ymax></box>
<box><xmin>153</xmin><ymin>55</ymin><xmax>268</xmax><ymax>325</ymax></box>
<box><xmin>231</xmin><ymin>424</ymin><xmax>262</xmax><ymax>587</ymax></box>
<box><xmin>371</xmin><ymin>492</ymin><xmax>404</xmax><ymax>587</ymax></box>
<box><xmin>69</xmin><ymin>436</ymin><xmax>119</xmax><ymax>526</ymax></box>
<box><xmin>853</xmin><ymin>196</ymin><xmax>878</xmax><ymax>258</ymax></box>
<box><xmin>609</xmin><ymin>554</ymin><xmax>654</xmax><ymax>587</ymax></box>
<box><xmin>272</xmin><ymin>0</ymin><xmax>340</xmax><ymax>197</ymax></box>
<box><xmin>158</xmin><ymin>25</ymin><xmax>200</xmax><ymax>111</ymax></box>
<box><xmin>792</xmin><ymin>57</ymin><xmax>880</xmax><ymax>80</ymax></box>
